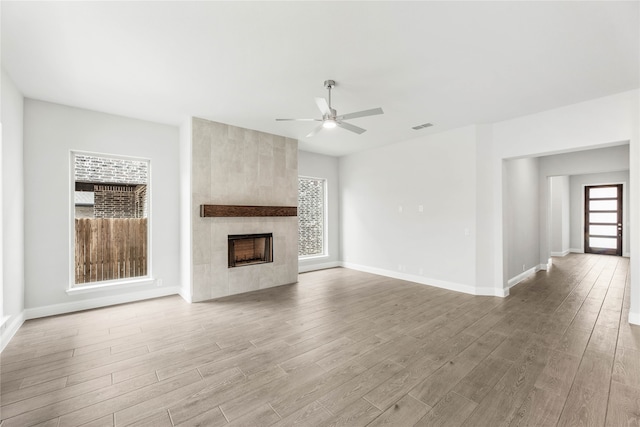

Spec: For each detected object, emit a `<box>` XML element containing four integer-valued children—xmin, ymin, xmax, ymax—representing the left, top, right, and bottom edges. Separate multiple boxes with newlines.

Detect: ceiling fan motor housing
<box><xmin>324</xmin><ymin>109</ymin><xmax>337</xmax><ymax>120</ymax></box>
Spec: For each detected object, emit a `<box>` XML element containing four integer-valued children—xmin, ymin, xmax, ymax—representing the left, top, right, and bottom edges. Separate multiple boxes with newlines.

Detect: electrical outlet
<box><xmin>522</xmin><ymin>264</ymin><xmax>526</xmax><ymax>272</ymax></box>
<box><xmin>418</xmin><ymin>205</ymin><xmax>424</xmax><ymax>213</ymax></box>
<box><xmin>398</xmin><ymin>205</ymin><xmax>403</xmax><ymax>213</ymax></box>
<box><xmin>156</xmin><ymin>279</ymin><xmax>163</xmax><ymax>287</ymax></box>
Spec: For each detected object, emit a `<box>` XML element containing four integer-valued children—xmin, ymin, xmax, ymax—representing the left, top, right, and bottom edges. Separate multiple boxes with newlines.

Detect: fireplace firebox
<box><xmin>228</xmin><ymin>233</ymin><xmax>273</xmax><ymax>268</ymax></box>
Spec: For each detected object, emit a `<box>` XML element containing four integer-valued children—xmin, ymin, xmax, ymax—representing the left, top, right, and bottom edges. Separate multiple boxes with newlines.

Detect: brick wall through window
<box><xmin>298</xmin><ymin>177</ymin><xmax>325</xmax><ymax>257</ymax></box>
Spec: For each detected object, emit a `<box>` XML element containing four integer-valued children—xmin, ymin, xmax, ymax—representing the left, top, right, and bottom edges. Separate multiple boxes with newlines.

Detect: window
<box><xmin>72</xmin><ymin>152</ymin><xmax>150</xmax><ymax>286</ymax></box>
<box><xmin>298</xmin><ymin>176</ymin><xmax>326</xmax><ymax>257</ymax></box>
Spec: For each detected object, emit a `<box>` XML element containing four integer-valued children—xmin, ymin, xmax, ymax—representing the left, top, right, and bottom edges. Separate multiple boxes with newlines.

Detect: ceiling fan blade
<box><xmin>337</xmin><ymin>121</ymin><xmax>366</xmax><ymax>135</ymax></box>
<box><xmin>315</xmin><ymin>97</ymin><xmax>332</xmax><ymax>116</ymax></box>
<box><xmin>336</xmin><ymin>107</ymin><xmax>384</xmax><ymax>121</ymax></box>
<box><xmin>306</xmin><ymin>124</ymin><xmax>325</xmax><ymax>138</ymax></box>
<box><xmin>275</xmin><ymin>118</ymin><xmax>321</xmax><ymax>121</ymax></box>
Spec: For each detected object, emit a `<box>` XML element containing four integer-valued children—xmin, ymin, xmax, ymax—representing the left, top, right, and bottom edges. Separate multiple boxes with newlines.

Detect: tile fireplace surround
<box><xmin>190</xmin><ymin>117</ymin><xmax>298</xmax><ymax>302</ymax></box>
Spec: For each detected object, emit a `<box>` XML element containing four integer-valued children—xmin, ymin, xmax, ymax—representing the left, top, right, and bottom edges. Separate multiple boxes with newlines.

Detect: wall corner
<box><xmin>179</xmin><ymin>117</ymin><xmax>193</xmax><ymax>303</ymax></box>
<box><xmin>0</xmin><ymin>312</ymin><xmax>25</xmax><ymax>352</ymax></box>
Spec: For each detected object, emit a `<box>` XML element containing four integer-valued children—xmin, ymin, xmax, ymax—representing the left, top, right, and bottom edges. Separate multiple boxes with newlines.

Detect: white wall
<box><xmin>23</xmin><ymin>100</ymin><xmax>181</xmax><ymax>317</ymax></box>
<box><xmin>504</xmin><ymin>157</ymin><xmax>540</xmax><ymax>283</ymax></box>
<box><xmin>539</xmin><ymin>145</ymin><xmax>629</xmax><ymax>175</ymax></box>
<box><xmin>475</xmin><ymin>125</ymin><xmax>497</xmax><ymax>293</ymax></box>
<box><xmin>631</xmin><ymin>90</ymin><xmax>640</xmax><ymax>324</ymax></box>
<box><xmin>549</xmin><ymin>176</ymin><xmax>571</xmax><ymax>256</ymax></box>
<box><xmin>492</xmin><ymin>89</ymin><xmax>638</xmax><ymax>324</ymax></box>
<box><xmin>298</xmin><ymin>150</ymin><xmax>340</xmax><ymax>272</ymax></box>
<box><xmin>569</xmin><ymin>171</ymin><xmax>630</xmax><ymax>255</ymax></box>
<box><xmin>340</xmin><ymin>126</ymin><xmax>481</xmax><ymax>295</ymax></box>
<box><xmin>493</xmin><ymin>92</ymin><xmax>636</xmax><ymax>159</ymax></box>
<box><xmin>561</xmin><ymin>176</ymin><xmax>571</xmax><ymax>254</ymax></box>
<box><xmin>1</xmin><ymin>69</ymin><xmax>25</xmax><ymax>350</ymax></box>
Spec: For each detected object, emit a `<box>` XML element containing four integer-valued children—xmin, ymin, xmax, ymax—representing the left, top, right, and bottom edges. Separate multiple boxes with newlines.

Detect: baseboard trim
<box><xmin>508</xmin><ymin>265</ymin><xmax>540</xmax><ymax>288</ymax></box>
<box><xmin>629</xmin><ymin>311</ymin><xmax>640</xmax><ymax>326</ymax></box>
<box><xmin>1</xmin><ymin>312</ymin><xmax>26</xmax><ymax>353</ymax></box>
<box><xmin>550</xmin><ymin>250</ymin><xmax>571</xmax><ymax>257</ymax></box>
<box><xmin>24</xmin><ymin>286</ymin><xmax>181</xmax><ymax>320</ymax></box>
<box><xmin>477</xmin><ymin>286</ymin><xmax>509</xmax><ymax>297</ymax></box>
<box><xmin>178</xmin><ymin>287</ymin><xmax>193</xmax><ymax>303</ymax></box>
<box><xmin>299</xmin><ymin>261</ymin><xmax>341</xmax><ymax>273</ymax></box>
<box><xmin>538</xmin><ymin>258</ymin><xmax>552</xmax><ymax>271</ymax></box>
<box><xmin>341</xmin><ymin>262</ymin><xmax>507</xmax><ymax>297</ymax></box>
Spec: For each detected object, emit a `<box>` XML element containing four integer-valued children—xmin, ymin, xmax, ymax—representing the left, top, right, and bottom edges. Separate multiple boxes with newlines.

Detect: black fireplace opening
<box><xmin>228</xmin><ymin>233</ymin><xmax>273</xmax><ymax>268</ymax></box>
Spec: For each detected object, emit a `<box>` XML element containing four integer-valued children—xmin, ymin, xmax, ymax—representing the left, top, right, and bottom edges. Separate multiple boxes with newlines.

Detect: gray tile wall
<box><xmin>191</xmin><ymin>117</ymin><xmax>298</xmax><ymax>301</ymax></box>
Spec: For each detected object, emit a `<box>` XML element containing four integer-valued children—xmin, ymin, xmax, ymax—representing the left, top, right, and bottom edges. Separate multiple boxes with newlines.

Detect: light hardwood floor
<box><xmin>1</xmin><ymin>254</ymin><xmax>639</xmax><ymax>426</ymax></box>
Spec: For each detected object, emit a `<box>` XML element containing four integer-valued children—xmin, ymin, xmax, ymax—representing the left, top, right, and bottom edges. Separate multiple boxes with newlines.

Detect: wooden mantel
<box><xmin>200</xmin><ymin>205</ymin><xmax>297</xmax><ymax>218</ymax></box>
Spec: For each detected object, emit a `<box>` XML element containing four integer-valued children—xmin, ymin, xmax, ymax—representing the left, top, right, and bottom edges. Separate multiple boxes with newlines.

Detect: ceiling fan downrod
<box><xmin>324</xmin><ymin>80</ymin><xmax>335</xmax><ymax>113</ymax></box>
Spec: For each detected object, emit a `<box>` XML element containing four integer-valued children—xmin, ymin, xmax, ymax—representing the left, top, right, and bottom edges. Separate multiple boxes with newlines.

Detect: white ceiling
<box><xmin>2</xmin><ymin>1</ymin><xmax>638</xmax><ymax>157</ymax></box>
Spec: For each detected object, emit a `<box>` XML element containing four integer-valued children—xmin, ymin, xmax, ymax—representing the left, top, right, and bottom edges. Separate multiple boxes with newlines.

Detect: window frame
<box><xmin>298</xmin><ymin>175</ymin><xmax>328</xmax><ymax>259</ymax></box>
<box><xmin>68</xmin><ymin>150</ymin><xmax>153</xmax><ymax>292</ymax></box>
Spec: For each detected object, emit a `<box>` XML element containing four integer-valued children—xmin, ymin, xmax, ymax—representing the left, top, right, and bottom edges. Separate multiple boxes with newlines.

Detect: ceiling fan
<box><xmin>276</xmin><ymin>80</ymin><xmax>384</xmax><ymax>137</ymax></box>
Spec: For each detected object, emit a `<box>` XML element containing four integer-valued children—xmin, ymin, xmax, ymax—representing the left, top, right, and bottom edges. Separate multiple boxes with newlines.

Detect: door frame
<box><xmin>583</xmin><ymin>182</ymin><xmax>625</xmax><ymax>256</ymax></box>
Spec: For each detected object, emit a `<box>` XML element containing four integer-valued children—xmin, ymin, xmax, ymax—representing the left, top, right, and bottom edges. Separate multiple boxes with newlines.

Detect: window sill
<box><xmin>66</xmin><ymin>277</ymin><xmax>156</xmax><ymax>295</ymax></box>
<box><xmin>299</xmin><ymin>254</ymin><xmax>329</xmax><ymax>261</ymax></box>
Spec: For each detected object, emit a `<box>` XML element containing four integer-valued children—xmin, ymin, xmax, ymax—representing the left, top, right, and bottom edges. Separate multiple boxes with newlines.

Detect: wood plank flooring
<box><xmin>1</xmin><ymin>253</ymin><xmax>638</xmax><ymax>426</ymax></box>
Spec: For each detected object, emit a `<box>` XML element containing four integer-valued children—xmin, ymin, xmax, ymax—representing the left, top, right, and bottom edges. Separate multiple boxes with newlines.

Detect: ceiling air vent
<box><xmin>412</xmin><ymin>123</ymin><xmax>433</xmax><ymax>130</ymax></box>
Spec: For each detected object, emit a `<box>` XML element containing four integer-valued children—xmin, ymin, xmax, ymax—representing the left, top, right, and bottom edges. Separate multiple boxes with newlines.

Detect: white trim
<box><xmin>550</xmin><ymin>249</ymin><xmax>571</xmax><ymax>257</ymax></box>
<box><xmin>298</xmin><ymin>175</ymin><xmax>328</xmax><ymax>258</ymax></box>
<box><xmin>623</xmin><ymin>252</ymin><xmax>630</xmax><ymax>257</ymax></box>
<box><xmin>66</xmin><ymin>277</ymin><xmax>155</xmax><ymax>295</ymax></box>
<box><xmin>299</xmin><ymin>261</ymin><xmax>341</xmax><ymax>273</ymax></box>
<box><xmin>341</xmin><ymin>262</ymin><xmax>507</xmax><ymax>297</ymax></box>
<box><xmin>508</xmin><ymin>265</ymin><xmax>540</xmax><ymax>288</ymax></box>
<box><xmin>298</xmin><ymin>254</ymin><xmax>330</xmax><ymax>261</ymax></box>
<box><xmin>629</xmin><ymin>311</ymin><xmax>640</xmax><ymax>326</ymax></box>
<box><xmin>178</xmin><ymin>287</ymin><xmax>193</xmax><ymax>303</ymax></box>
<box><xmin>479</xmin><ymin>286</ymin><xmax>509</xmax><ymax>298</ymax></box>
<box><xmin>1</xmin><ymin>312</ymin><xmax>25</xmax><ymax>353</ymax></box>
<box><xmin>539</xmin><ymin>258</ymin><xmax>553</xmax><ymax>271</ymax></box>
<box><xmin>25</xmin><ymin>286</ymin><xmax>180</xmax><ymax>320</ymax></box>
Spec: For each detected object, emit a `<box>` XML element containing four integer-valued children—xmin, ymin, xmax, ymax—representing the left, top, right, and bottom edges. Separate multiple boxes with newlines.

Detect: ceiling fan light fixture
<box><xmin>322</xmin><ymin>119</ymin><xmax>337</xmax><ymax>129</ymax></box>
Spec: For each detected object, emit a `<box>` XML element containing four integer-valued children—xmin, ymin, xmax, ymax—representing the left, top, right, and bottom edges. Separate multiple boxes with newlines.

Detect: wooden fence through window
<box><xmin>75</xmin><ymin>218</ymin><xmax>147</xmax><ymax>285</ymax></box>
